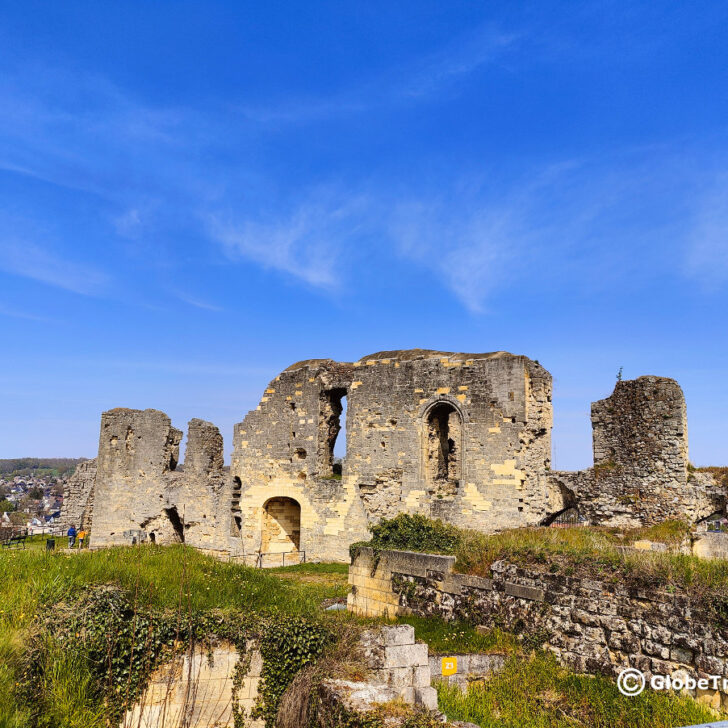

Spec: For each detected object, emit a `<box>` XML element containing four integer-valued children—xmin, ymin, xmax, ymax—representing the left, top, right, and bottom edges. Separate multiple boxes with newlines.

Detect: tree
<box><xmin>28</xmin><ymin>486</ymin><xmax>44</xmax><ymax>500</ymax></box>
<box><xmin>0</xmin><ymin>499</ymin><xmax>15</xmax><ymax>513</ymax></box>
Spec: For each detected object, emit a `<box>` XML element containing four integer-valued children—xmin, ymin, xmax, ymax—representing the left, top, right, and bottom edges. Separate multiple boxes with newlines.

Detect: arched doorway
<box><xmin>261</xmin><ymin>497</ymin><xmax>301</xmax><ymax>554</ymax></box>
<box><xmin>425</xmin><ymin>401</ymin><xmax>462</xmax><ymax>496</ymax></box>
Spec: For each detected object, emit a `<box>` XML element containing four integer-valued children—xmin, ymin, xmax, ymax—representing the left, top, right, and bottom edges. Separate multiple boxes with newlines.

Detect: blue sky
<box><xmin>0</xmin><ymin>1</ymin><xmax>726</xmax><ymax>469</ymax></box>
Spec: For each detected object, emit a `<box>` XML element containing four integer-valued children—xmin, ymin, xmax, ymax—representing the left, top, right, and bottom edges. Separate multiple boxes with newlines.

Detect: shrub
<box><xmin>350</xmin><ymin>514</ymin><xmax>461</xmax><ymax>560</ymax></box>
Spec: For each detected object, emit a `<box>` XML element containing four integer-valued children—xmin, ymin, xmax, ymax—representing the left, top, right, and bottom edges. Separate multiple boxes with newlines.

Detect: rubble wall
<box><xmin>348</xmin><ymin>547</ymin><xmax>728</xmax><ymax>710</ymax></box>
<box><xmin>60</xmin><ymin>458</ymin><xmax>97</xmax><ymax>530</ymax></box>
<box><xmin>550</xmin><ymin>377</ymin><xmax>722</xmax><ymax>527</ymax></box>
<box><xmin>90</xmin><ymin>409</ymin><xmax>230</xmax><ymax>551</ymax></box>
<box><xmin>80</xmin><ymin>350</ymin><xmax>725</xmax><ymax>558</ymax></box>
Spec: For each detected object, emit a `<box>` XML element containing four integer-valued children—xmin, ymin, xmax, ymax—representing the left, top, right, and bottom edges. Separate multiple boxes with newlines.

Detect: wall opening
<box><xmin>231</xmin><ymin>476</ymin><xmax>242</xmax><ymax>536</ymax></box>
<box><xmin>163</xmin><ymin>507</ymin><xmax>185</xmax><ymax>543</ymax></box>
<box><xmin>261</xmin><ymin>497</ymin><xmax>301</xmax><ymax>554</ymax></box>
<box><xmin>318</xmin><ymin>388</ymin><xmax>347</xmax><ymax>477</ymax></box>
<box><xmin>425</xmin><ymin>402</ymin><xmax>462</xmax><ymax>496</ymax></box>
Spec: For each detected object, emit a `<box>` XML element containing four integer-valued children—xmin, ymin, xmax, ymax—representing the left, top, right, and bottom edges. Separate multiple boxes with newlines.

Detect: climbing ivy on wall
<box><xmin>17</xmin><ymin>585</ymin><xmax>336</xmax><ymax>728</ymax></box>
<box><xmin>252</xmin><ymin>615</ymin><xmax>332</xmax><ymax>727</ymax></box>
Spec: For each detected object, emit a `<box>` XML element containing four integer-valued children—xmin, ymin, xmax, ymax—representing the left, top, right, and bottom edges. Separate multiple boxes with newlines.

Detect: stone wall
<box><xmin>355</xmin><ymin>624</ymin><xmax>438</xmax><ymax>709</ymax></box>
<box><xmin>348</xmin><ymin>547</ymin><xmax>728</xmax><ymax>710</ymax></box>
<box><xmin>124</xmin><ymin>626</ymin><xmax>438</xmax><ymax>728</ymax></box>
<box><xmin>60</xmin><ymin>458</ymin><xmax>96</xmax><ymax>530</ymax></box>
<box><xmin>91</xmin><ymin>409</ymin><xmax>231</xmax><ymax>552</ymax></box>
<box><xmin>230</xmin><ymin>349</ymin><xmax>560</xmax><ymax>562</ymax></box>
<box><xmin>550</xmin><ymin>376</ymin><xmax>723</xmax><ymax>527</ymax></box>
<box><xmin>79</xmin><ymin>350</ymin><xmax>725</xmax><ymax>559</ymax></box>
<box><xmin>124</xmin><ymin>642</ymin><xmax>263</xmax><ymax>728</ymax></box>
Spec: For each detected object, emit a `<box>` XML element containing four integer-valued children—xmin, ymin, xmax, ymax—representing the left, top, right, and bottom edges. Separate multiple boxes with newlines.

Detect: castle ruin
<box><xmin>64</xmin><ymin>349</ymin><xmax>724</xmax><ymax>562</ymax></box>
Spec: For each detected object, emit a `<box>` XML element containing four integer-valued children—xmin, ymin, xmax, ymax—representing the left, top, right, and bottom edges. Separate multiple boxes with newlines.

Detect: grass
<box><xmin>358</xmin><ymin>514</ymin><xmax>728</xmax><ymax>621</ymax></box>
<box><xmin>3</xmin><ymin>534</ymin><xmax>74</xmax><ymax>552</ymax></box>
<box><xmin>436</xmin><ymin>652</ymin><xmax>716</xmax><ymax>728</ymax></box>
<box><xmin>397</xmin><ymin>616</ymin><xmax>518</xmax><ymax>656</ymax></box>
<box><xmin>698</xmin><ymin>466</ymin><xmax>728</xmax><ymax>489</ymax></box>
<box><xmin>453</xmin><ymin>524</ymin><xmax>728</xmax><ymax>595</ymax></box>
<box><xmin>2</xmin><ymin>538</ymin><xmax>724</xmax><ymax>727</ymax></box>
<box><xmin>0</xmin><ymin>545</ymin><xmax>354</xmax><ymax>728</ymax></box>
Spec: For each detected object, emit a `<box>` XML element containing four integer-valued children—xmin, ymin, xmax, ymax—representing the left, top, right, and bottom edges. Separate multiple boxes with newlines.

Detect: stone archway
<box><xmin>261</xmin><ymin>497</ymin><xmax>301</xmax><ymax>553</ymax></box>
<box><xmin>424</xmin><ymin>401</ymin><xmax>462</xmax><ymax>496</ymax></box>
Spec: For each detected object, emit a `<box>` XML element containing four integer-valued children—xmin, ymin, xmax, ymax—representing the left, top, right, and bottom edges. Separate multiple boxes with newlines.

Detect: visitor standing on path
<box><xmin>78</xmin><ymin>529</ymin><xmax>86</xmax><ymax>549</ymax></box>
<box><xmin>67</xmin><ymin>525</ymin><xmax>77</xmax><ymax>549</ymax></box>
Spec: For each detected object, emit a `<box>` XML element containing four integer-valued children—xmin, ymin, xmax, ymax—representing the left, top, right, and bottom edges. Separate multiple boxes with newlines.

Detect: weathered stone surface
<box><xmin>428</xmin><ymin>652</ymin><xmax>508</xmax><ymax>690</ymax></box>
<box><xmin>72</xmin><ymin>350</ymin><xmax>725</xmax><ymax>560</ymax></box>
<box><xmin>229</xmin><ymin>349</ymin><xmax>555</xmax><ymax>562</ymax></box>
<box><xmin>91</xmin><ymin>409</ymin><xmax>230</xmax><ymax>552</ymax></box>
<box><xmin>349</xmin><ymin>547</ymin><xmax>728</xmax><ymax>702</ymax></box>
<box><xmin>357</xmin><ymin>625</ymin><xmax>436</xmax><ymax>709</ymax></box>
<box><xmin>60</xmin><ymin>458</ymin><xmax>96</xmax><ymax>530</ymax></box>
<box><xmin>550</xmin><ymin>377</ymin><xmax>723</xmax><ymax>527</ymax></box>
<box><xmin>123</xmin><ymin>642</ymin><xmax>263</xmax><ymax>728</ymax></box>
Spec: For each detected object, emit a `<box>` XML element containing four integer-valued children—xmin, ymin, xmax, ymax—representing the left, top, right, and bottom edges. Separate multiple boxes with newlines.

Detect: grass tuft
<box><xmin>436</xmin><ymin>652</ymin><xmax>715</xmax><ymax>728</ymax></box>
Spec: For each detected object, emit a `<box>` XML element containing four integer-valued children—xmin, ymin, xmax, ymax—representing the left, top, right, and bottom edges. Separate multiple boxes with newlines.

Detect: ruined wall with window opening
<box><xmin>72</xmin><ymin>349</ymin><xmax>724</xmax><ymax>562</ymax></box>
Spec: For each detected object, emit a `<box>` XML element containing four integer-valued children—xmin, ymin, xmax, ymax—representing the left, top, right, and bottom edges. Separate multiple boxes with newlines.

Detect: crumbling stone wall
<box><xmin>60</xmin><ymin>458</ymin><xmax>97</xmax><ymax>530</ymax></box>
<box><xmin>90</xmin><ymin>409</ymin><xmax>230</xmax><ymax>551</ymax></box>
<box><xmin>549</xmin><ymin>377</ymin><xmax>723</xmax><ymax>527</ymax></box>
<box><xmin>230</xmin><ymin>350</ymin><xmax>559</xmax><ymax>562</ymax></box>
<box><xmin>80</xmin><ymin>350</ymin><xmax>725</xmax><ymax>559</ymax></box>
<box><xmin>349</xmin><ymin>547</ymin><xmax>728</xmax><ymax>710</ymax></box>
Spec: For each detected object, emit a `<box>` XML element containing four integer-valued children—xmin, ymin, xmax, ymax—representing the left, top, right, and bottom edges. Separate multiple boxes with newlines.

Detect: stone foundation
<box><xmin>348</xmin><ymin>547</ymin><xmax>728</xmax><ymax>709</ymax></box>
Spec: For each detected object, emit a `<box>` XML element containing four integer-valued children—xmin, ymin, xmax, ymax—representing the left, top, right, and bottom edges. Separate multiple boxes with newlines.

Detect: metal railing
<box><xmin>255</xmin><ymin>550</ymin><xmax>306</xmax><ymax>568</ymax></box>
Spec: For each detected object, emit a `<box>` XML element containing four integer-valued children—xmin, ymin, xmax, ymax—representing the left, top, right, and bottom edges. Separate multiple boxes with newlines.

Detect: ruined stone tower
<box><xmin>71</xmin><ymin>349</ymin><xmax>724</xmax><ymax>561</ymax></box>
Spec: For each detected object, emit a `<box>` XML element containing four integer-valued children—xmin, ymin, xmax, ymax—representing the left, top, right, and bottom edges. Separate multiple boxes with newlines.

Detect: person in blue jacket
<box><xmin>67</xmin><ymin>525</ymin><xmax>77</xmax><ymax>549</ymax></box>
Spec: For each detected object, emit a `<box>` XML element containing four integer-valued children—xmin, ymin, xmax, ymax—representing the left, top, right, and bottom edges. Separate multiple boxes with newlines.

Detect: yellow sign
<box><xmin>442</xmin><ymin>657</ymin><xmax>457</xmax><ymax>676</ymax></box>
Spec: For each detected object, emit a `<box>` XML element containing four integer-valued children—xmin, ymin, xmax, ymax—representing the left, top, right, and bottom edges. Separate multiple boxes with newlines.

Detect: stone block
<box><xmin>379</xmin><ymin>624</ymin><xmax>414</xmax><ymax>646</ymax></box>
<box><xmin>413</xmin><ymin>665</ymin><xmax>431</xmax><ymax>687</ymax></box>
<box><xmin>415</xmin><ymin>686</ymin><xmax>439</xmax><ymax>710</ymax></box>
<box><xmin>384</xmin><ymin>666</ymin><xmax>415</xmax><ymax>688</ymax></box>
<box><xmin>670</xmin><ymin>647</ymin><xmax>694</xmax><ymax>665</ymax></box>
<box><xmin>383</xmin><ymin>643</ymin><xmax>429</xmax><ymax>668</ymax></box>
<box><xmin>505</xmin><ymin>582</ymin><xmax>545</xmax><ymax>601</ymax></box>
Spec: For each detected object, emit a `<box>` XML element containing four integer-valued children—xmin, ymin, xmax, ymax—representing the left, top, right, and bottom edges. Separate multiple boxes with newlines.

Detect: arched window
<box><xmin>425</xmin><ymin>402</ymin><xmax>462</xmax><ymax>495</ymax></box>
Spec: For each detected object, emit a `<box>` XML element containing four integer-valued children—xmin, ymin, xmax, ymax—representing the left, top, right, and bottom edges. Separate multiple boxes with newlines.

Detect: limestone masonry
<box><xmin>65</xmin><ymin>349</ymin><xmax>724</xmax><ymax>560</ymax></box>
<box><xmin>348</xmin><ymin>547</ymin><xmax>728</xmax><ymax>710</ymax></box>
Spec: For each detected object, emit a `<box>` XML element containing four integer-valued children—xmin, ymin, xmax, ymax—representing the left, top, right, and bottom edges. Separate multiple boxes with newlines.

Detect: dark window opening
<box><xmin>232</xmin><ymin>476</ymin><xmax>242</xmax><ymax>510</ymax></box>
<box><xmin>231</xmin><ymin>476</ymin><xmax>243</xmax><ymax>537</ymax></box>
<box><xmin>163</xmin><ymin>507</ymin><xmax>185</xmax><ymax>543</ymax></box>
<box><xmin>425</xmin><ymin>402</ymin><xmax>462</xmax><ymax>495</ymax></box>
<box><xmin>318</xmin><ymin>388</ymin><xmax>347</xmax><ymax>477</ymax></box>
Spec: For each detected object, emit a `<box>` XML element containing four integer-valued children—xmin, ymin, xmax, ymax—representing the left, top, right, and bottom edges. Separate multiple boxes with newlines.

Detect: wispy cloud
<box><xmin>385</xmin><ymin>152</ymin><xmax>720</xmax><ymax>312</ymax></box>
<box><xmin>0</xmin><ymin>240</ymin><xmax>109</xmax><ymax>296</ymax></box>
<box><xmin>0</xmin><ymin>303</ymin><xmax>58</xmax><ymax>323</ymax></box>
<box><xmin>207</xmin><ymin>193</ymin><xmax>369</xmax><ymax>289</ymax></box>
<box><xmin>687</xmin><ymin>175</ymin><xmax>728</xmax><ymax>286</ymax></box>
<box><xmin>174</xmin><ymin>293</ymin><xmax>224</xmax><ymax>312</ymax></box>
<box><xmin>401</xmin><ymin>25</ymin><xmax>519</xmax><ymax>99</ymax></box>
<box><xmin>238</xmin><ymin>23</ymin><xmax>519</xmax><ymax>125</ymax></box>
